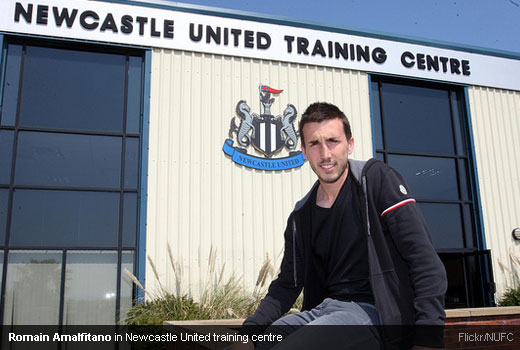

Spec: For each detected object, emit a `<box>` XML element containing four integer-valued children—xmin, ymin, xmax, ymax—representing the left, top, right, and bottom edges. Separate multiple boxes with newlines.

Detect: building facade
<box><xmin>0</xmin><ymin>0</ymin><xmax>519</xmax><ymax>325</ymax></box>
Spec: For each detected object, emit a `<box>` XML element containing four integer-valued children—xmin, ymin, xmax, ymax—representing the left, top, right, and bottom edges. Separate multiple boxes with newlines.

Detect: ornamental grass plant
<box><xmin>497</xmin><ymin>248</ymin><xmax>520</xmax><ymax>306</ymax></box>
<box><xmin>498</xmin><ymin>287</ymin><xmax>520</xmax><ymax>307</ymax></box>
<box><xmin>124</xmin><ymin>244</ymin><xmax>290</xmax><ymax>325</ymax></box>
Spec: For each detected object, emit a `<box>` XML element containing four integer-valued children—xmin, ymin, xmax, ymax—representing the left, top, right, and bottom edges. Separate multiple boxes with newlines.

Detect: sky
<box><xmin>165</xmin><ymin>0</ymin><xmax>520</xmax><ymax>54</ymax></box>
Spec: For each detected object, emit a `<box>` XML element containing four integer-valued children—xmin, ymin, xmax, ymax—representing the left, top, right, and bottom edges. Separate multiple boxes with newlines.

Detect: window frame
<box><xmin>369</xmin><ymin>74</ymin><xmax>493</xmax><ymax>308</ymax></box>
<box><xmin>0</xmin><ymin>35</ymin><xmax>148</xmax><ymax>325</ymax></box>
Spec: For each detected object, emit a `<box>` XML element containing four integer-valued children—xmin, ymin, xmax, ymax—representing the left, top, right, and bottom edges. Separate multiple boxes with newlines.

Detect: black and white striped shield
<box><xmin>251</xmin><ymin>114</ymin><xmax>283</xmax><ymax>158</ymax></box>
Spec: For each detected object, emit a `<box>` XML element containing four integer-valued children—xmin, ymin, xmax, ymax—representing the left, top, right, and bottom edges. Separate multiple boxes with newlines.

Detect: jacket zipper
<box><xmin>362</xmin><ymin>175</ymin><xmax>371</xmax><ymax>236</ymax></box>
<box><xmin>362</xmin><ymin>174</ymin><xmax>382</xmax><ymax>320</ymax></box>
<box><xmin>292</xmin><ymin>219</ymin><xmax>297</xmax><ymax>287</ymax></box>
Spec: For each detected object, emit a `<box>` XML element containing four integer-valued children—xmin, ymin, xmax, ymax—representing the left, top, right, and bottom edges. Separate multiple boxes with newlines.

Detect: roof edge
<box><xmin>96</xmin><ymin>0</ymin><xmax>520</xmax><ymax>60</ymax></box>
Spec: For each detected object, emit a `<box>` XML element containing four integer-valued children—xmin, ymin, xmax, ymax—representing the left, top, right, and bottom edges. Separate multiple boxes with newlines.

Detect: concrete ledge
<box><xmin>165</xmin><ymin>319</ymin><xmax>244</xmax><ymax>326</ymax></box>
<box><xmin>446</xmin><ymin>306</ymin><xmax>520</xmax><ymax>319</ymax></box>
<box><xmin>164</xmin><ymin>306</ymin><xmax>520</xmax><ymax>325</ymax></box>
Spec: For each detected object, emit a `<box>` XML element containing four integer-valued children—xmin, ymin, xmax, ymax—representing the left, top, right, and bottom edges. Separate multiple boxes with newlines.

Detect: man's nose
<box><xmin>320</xmin><ymin>144</ymin><xmax>331</xmax><ymax>158</ymax></box>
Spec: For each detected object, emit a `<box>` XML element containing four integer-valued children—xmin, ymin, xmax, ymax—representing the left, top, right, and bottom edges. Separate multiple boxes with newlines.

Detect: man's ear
<box><xmin>347</xmin><ymin>137</ymin><xmax>354</xmax><ymax>155</ymax></box>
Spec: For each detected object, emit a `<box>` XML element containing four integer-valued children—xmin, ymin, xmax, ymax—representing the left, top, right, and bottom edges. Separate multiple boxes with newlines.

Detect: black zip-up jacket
<box><xmin>243</xmin><ymin>159</ymin><xmax>447</xmax><ymax>348</ymax></box>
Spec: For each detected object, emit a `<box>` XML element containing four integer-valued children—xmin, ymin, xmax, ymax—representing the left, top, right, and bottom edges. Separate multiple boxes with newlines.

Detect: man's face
<box><xmin>301</xmin><ymin>118</ymin><xmax>354</xmax><ymax>185</ymax></box>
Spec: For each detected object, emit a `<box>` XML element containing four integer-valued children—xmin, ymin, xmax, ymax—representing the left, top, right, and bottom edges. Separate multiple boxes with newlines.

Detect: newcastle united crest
<box><xmin>222</xmin><ymin>85</ymin><xmax>305</xmax><ymax>171</ymax></box>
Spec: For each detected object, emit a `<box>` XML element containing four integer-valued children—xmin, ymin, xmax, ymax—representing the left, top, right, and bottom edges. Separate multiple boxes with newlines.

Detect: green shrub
<box><xmin>498</xmin><ymin>287</ymin><xmax>520</xmax><ymax>306</ymax></box>
<box><xmin>124</xmin><ymin>246</ymin><xmax>302</xmax><ymax>325</ymax></box>
<box><xmin>126</xmin><ymin>294</ymin><xmax>200</xmax><ymax>325</ymax></box>
<box><xmin>293</xmin><ymin>293</ymin><xmax>303</xmax><ymax>311</ymax></box>
<box><xmin>198</xmin><ymin>276</ymin><xmax>264</xmax><ymax>319</ymax></box>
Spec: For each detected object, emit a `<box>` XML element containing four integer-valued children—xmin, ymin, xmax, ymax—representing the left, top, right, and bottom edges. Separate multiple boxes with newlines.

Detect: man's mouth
<box><xmin>320</xmin><ymin>164</ymin><xmax>335</xmax><ymax>170</ymax></box>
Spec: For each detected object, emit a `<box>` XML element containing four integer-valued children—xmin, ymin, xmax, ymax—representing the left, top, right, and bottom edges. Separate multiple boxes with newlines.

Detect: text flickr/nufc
<box><xmin>458</xmin><ymin>332</ymin><xmax>514</xmax><ymax>342</ymax></box>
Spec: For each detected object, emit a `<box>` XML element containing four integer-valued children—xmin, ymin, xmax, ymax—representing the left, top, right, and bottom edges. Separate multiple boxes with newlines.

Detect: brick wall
<box><xmin>444</xmin><ymin>307</ymin><xmax>520</xmax><ymax>349</ymax></box>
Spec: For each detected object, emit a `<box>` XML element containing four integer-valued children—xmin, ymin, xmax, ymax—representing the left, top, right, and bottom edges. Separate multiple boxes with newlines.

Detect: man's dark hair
<box><xmin>299</xmin><ymin>102</ymin><xmax>352</xmax><ymax>146</ymax></box>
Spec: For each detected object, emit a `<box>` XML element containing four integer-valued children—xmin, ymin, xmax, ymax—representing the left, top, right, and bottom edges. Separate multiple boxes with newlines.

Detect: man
<box><xmin>240</xmin><ymin>102</ymin><xmax>447</xmax><ymax>349</ymax></box>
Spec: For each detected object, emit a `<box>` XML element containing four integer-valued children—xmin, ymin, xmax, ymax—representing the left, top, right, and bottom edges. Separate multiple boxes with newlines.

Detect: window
<box><xmin>371</xmin><ymin>76</ymin><xmax>494</xmax><ymax>308</ymax></box>
<box><xmin>0</xmin><ymin>39</ymin><xmax>143</xmax><ymax>325</ymax></box>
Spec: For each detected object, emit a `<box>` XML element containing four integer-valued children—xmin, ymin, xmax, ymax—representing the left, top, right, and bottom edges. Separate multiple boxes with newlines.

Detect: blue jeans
<box><xmin>255</xmin><ymin>298</ymin><xmax>383</xmax><ymax>350</ymax></box>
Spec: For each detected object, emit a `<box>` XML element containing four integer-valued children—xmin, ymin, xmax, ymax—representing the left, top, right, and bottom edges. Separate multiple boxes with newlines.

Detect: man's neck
<box><xmin>316</xmin><ymin>169</ymin><xmax>349</xmax><ymax>208</ymax></box>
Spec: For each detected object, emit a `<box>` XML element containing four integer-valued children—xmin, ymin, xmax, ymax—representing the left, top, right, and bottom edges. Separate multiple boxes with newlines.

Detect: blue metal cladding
<box><xmin>136</xmin><ymin>49</ymin><xmax>152</xmax><ymax>301</ymax></box>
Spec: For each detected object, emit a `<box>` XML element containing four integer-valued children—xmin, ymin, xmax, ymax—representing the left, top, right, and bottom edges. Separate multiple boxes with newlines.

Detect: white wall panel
<box><xmin>146</xmin><ymin>49</ymin><xmax>373</xmax><ymax>298</ymax></box>
<box><xmin>468</xmin><ymin>86</ymin><xmax>520</xmax><ymax>300</ymax></box>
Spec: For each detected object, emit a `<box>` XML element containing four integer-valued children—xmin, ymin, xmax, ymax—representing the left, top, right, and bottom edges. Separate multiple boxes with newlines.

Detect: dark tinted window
<box><xmin>19</xmin><ymin>46</ymin><xmax>126</xmax><ymax>132</ymax></box>
<box><xmin>387</xmin><ymin>154</ymin><xmax>459</xmax><ymax>201</ymax></box>
<box><xmin>0</xmin><ymin>40</ymin><xmax>144</xmax><ymax>324</ymax></box>
<box><xmin>1</xmin><ymin>44</ymin><xmax>22</xmax><ymax>127</ymax></box>
<box><xmin>0</xmin><ymin>130</ymin><xmax>14</xmax><ymax>184</ymax></box>
<box><xmin>450</xmin><ymin>90</ymin><xmax>467</xmax><ymax>156</ymax></box>
<box><xmin>10</xmin><ymin>190</ymin><xmax>120</xmax><ymax>247</ymax></box>
<box><xmin>122</xmin><ymin>193</ymin><xmax>138</xmax><ymax>247</ymax></box>
<box><xmin>0</xmin><ymin>189</ymin><xmax>8</xmax><ymax>243</ymax></box>
<box><xmin>124</xmin><ymin>137</ymin><xmax>139</xmax><ymax>189</ymax></box>
<box><xmin>380</xmin><ymin>82</ymin><xmax>454</xmax><ymax>154</ymax></box>
<box><xmin>15</xmin><ymin>132</ymin><xmax>122</xmax><ymax>188</ymax></box>
<box><xmin>462</xmin><ymin>204</ymin><xmax>476</xmax><ymax>248</ymax></box>
<box><xmin>440</xmin><ymin>251</ymin><xmax>493</xmax><ymax>308</ymax></box>
<box><xmin>458</xmin><ymin>159</ymin><xmax>470</xmax><ymax>201</ymax></box>
<box><xmin>442</xmin><ymin>256</ymin><xmax>466</xmax><ymax>307</ymax></box>
<box><xmin>370</xmin><ymin>80</ymin><xmax>384</xmax><ymax>150</ymax></box>
<box><xmin>371</xmin><ymin>78</ymin><xmax>476</xmax><ymax>251</ymax></box>
<box><xmin>418</xmin><ymin>202</ymin><xmax>464</xmax><ymax>249</ymax></box>
<box><xmin>127</xmin><ymin>56</ymin><xmax>142</xmax><ymax>134</ymax></box>
<box><xmin>371</xmin><ymin>76</ymin><xmax>492</xmax><ymax>308</ymax></box>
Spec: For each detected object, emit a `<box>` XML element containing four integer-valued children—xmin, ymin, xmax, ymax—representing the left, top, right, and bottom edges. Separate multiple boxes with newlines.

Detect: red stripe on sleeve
<box><xmin>380</xmin><ymin>199</ymin><xmax>416</xmax><ymax>217</ymax></box>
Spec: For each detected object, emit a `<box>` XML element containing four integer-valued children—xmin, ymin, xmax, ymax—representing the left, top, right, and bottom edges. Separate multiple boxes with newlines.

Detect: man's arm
<box><xmin>243</xmin><ymin>215</ymin><xmax>303</xmax><ymax>328</ymax></box>
<box><xmin>378</xmin><ymin>167</ymin><xmax>447</xmax><ymax>346</ymax></box>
